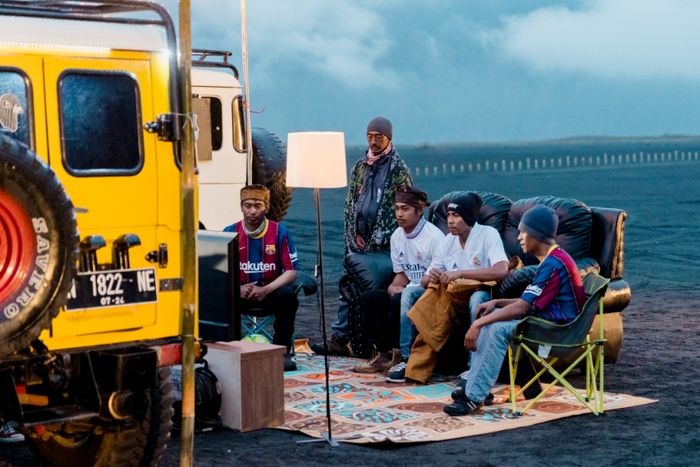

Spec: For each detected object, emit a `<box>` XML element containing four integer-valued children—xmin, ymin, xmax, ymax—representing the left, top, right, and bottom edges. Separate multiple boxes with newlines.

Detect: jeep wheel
<box><xmin>251</xmin><ymin>127</ymin><xmax>292</xmax><ymax>221</ymax></box>
<box><xmin>0</xmin><ymin>136</ymin><xmax>78</xmax><ymax>358</ymax></box>
<box><xmin>28</xmin><ymin>420</ymin><xmax>148</xmax><ymax>467</ymax></box>
<box><xmin>140</xmin><ymin>368</ymin><xmax>175</xmax><ymax>467</ymax></box>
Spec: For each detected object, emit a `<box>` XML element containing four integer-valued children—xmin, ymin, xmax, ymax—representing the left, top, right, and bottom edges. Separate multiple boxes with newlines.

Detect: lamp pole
<box><xmin>314</xmin><ymin>187</ymin><xmax>338</xmax><ymax>446</ymax></box>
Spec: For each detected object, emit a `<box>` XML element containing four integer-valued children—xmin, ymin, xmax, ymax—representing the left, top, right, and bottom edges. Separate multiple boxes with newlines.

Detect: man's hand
<box><xmin>464</xmin><ymin>322</ymin><xmax>481</xmax><ymax>351</ymax></box>
<box><xmin>476</xmin><ymin>301</ymin><xmax>497</xmax><ymax>319</ymax></box>
<box><xmin>439</xmin><ymin>270</ymin><xmax>461</xmax><ymax>286</ymax></box>
<box><xmin>240</xmin><ymin>282</ymin><xmax>255</xmax><ymax>300</ymax></box>
<box><xmin>387</xmin><ymin>284</ymin><xmax>405</xmax><ymax>296</ymax></box>
<box><xmin>247</xmin><ymin>284</ymin><xmax>270</xmax><ymax>302</ymax></box>
<box><xmin>355</xmin><ymin>234</ymin><xmax>366</xmax><ymax>250</ymax></box>
<box><xmin>426</xmin><ymin>268</ymin><xmax>442</xmax><ymax>284</ymax></box>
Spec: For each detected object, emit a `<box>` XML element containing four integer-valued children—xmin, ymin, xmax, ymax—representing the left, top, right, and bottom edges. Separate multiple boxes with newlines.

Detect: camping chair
<box><xmin>507</xmin><ymin>272</ymin><xmax>610</xmax><ymax>415</ymax></box>
<box><xmin>240</xmin><ymin>271</ymin><xmax>318</xmax><ymax>345</ymax></box>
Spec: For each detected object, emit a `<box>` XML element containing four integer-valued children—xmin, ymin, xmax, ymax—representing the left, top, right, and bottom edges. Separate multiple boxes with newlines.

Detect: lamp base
<box><xmin>297</xmin><ymin>431</ymin><xmax>364</xmax><ymax>447</ymax></box>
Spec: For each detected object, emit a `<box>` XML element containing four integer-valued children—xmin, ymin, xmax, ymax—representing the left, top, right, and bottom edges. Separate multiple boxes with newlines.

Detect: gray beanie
<box><xmin>367</xmin><ymin>117</ymin><xmax>392</xmax><ymax>140</ymax></box>
<box><xmin>519</xmin><ymin>205</ymin><xmax>559</xmax><ymax>243</ymax></box>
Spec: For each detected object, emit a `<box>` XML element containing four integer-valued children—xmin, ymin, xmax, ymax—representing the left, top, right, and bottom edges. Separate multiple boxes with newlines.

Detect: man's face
<box><xmin>517</xmin><ymin>229</ymin><xmax>537</xmax><ymax>254</ymax></box>
<box><xmin>446</xmin><ymin>211</ymin><xmax>469</xmax><ymax>236</ymax></box>
<box><xmin>367</xmin><ymin>131</ymin><xmax>390</xmax><ymax>153</ymax></box>
<box><xmin>241</xmin><ymin>199</ymin><xmax>268</xmax><ymax>228</ymax></box>
<box><xmin>395</xmin><ymin>202</ymin><xmax>422</xmax><ymax>230</ymax></box>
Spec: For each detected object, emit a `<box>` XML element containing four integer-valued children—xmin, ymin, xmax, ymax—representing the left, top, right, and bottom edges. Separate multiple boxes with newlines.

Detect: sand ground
<box><xmin>2</xmin><ymin>160</ymin><xmax>699</xmax><ymax>466</ymax></box>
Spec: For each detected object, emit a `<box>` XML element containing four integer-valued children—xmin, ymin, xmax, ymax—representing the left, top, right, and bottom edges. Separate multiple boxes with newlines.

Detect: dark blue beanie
<box><xmin>519</xmin><ymin>205</ymin><xmax>558</xmax><ymax>243</ymax></box>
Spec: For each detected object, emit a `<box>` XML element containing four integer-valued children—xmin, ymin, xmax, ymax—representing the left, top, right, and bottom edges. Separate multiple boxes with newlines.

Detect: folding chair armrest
<box><xmin>293</xmin><ymin>271</ymin><xmax>318</xmax><ymax>297</ymax></box>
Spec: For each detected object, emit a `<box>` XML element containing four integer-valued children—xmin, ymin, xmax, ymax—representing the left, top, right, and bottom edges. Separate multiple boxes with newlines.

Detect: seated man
<box><xmin>352</xmin><ymin>186</ymin><xmax>444</xmax><ymax>373</ymax></box>
<box><xmin>444</xmin><ymin>205</ymin><xmax>586</xmax><ymax>416</ymax></box>
<box><xmin>224</xmin><ymin>185</ymin><xmax>299</xmax><ymax>372</ymax></box>
<box><xmin>389</xmin><ymin>193</ymin><xmax>509</xmax><ymax>383</ymax></box>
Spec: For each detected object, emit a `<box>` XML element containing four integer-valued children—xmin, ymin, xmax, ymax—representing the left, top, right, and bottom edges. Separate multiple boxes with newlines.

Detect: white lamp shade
<box><xmin>286</xmin><ymin>132</ymin><xmax>347</xmax><ymax>188</ymax></box>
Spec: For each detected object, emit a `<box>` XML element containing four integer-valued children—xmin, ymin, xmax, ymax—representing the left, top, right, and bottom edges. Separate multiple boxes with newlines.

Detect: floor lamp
<box><xmin>286</xmin><ymin>132</ymin><xmax>347</xmax><ymax>447</ymax></box>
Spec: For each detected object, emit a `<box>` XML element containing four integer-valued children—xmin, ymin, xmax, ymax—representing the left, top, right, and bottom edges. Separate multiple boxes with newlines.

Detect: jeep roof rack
<box><xmin>192</xmin><ymin>48</ymin><xmax>239</xmax><ymax>79</ymax></box>
<box><xmin>0</xmin><ymin>0</ymin><xmax>165</xmax><ymax>24</ymax></box>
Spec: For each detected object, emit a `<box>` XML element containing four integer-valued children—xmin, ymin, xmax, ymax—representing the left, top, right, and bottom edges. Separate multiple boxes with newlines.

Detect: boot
<box><xmin>352</xmin><ymin>348</ymin><xmax>398</xmax><ymax>373</ymax></box>
<box><xmin>310</xmin><ymin>334</ymin><xmax>353</xmax><ymax>357</ymax></box>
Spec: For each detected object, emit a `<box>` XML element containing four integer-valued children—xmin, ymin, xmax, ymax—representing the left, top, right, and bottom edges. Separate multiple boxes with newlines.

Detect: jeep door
<box><xmin>42</xmin><ymin>56</ymin><xmax>161</xmax><ymax>343</ymax></box>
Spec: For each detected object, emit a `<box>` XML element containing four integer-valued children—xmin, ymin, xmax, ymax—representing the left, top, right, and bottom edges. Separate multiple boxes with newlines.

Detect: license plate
<box><xmin>65</xmin><ymin>268</ymin><xmax>158</xmax><ymax>310</ymax></box>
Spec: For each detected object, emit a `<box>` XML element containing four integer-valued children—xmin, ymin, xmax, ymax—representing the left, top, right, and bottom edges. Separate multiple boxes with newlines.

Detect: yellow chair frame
<box><xmin>508</xmin><ymin>273</ymin><xmax>610</xmax><ymax>416</ymax></box>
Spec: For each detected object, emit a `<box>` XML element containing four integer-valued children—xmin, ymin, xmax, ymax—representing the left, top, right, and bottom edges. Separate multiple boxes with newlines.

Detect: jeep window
<box><xmin>0</xmin><ymin>69</ymin><xmax>32</xmax><ymax>147</ymax></box>
<box><xmin>59</xmin><ymin>71</ymin><xmax>142</xmax><ymax>174</ymax></box>
<box><xmin>233</xmin><ymin>95</ymin><xmax>247</xmax><ymax>152</ymax></box>
<box><xmin>203</xmin><ymin>96</ymin><xmax>223</xmax><ymax>151</ymax></box>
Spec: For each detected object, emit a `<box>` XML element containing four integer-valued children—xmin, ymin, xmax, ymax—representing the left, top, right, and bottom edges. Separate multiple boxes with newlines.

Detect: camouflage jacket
<box><xmin>343</xmin><ymin>147</ymin><xmax>412</xmax><ymax>254</ymax></box>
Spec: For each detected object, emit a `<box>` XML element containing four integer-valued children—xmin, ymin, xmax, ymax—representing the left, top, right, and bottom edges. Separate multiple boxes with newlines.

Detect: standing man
<box><xmin>444</xmin><ymin>205</ymin><xmax>586</xmax><ymax>415</ymax></box>
<box><xmin>388</xmin><ymin>193</ymin><xmax>509</xmax><ymax>383</ymax></box>
<box><xmin>352</xmin><ymin>187</ymin><xmax>444</xmax><ymax>373</ymax></box>
<box><xmin>224</xmin><ymin>185</ymin><xmax>299</xmax><ymax>371</ymax></box>
<box><xmin>311</xmin><ymin>117</ymin><xmax>413</xmax><ymax>356</ymax></box>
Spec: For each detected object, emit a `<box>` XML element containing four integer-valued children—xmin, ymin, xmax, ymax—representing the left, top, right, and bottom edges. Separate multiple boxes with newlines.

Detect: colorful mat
<box><xmin>279</xmin><ymin>355</ymin><xmax>655</xmax><ymax>444</ymax></box>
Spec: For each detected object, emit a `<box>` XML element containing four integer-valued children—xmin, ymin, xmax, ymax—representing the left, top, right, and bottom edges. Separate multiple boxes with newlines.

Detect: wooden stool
<box><xmin>206</xmin><ymin>341</ymin><xmax>286</xmax><ymax>432</ymax></box>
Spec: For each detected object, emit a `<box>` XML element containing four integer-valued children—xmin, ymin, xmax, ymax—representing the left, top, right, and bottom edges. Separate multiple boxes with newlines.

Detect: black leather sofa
<box><xmin>342</xmin><ymin>191</ymin><xmax>630</xmax><ymax>364</ymax></box>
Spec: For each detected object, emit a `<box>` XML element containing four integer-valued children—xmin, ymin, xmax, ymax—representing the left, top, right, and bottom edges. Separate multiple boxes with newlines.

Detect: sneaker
<box><xmin>310</xmin><ymin>334</ymin><xmax>353</xmax><ymax>357</ymax></box>
<box><xmin>352</xmin><ymin>348</ymin><xmax>400</xmax><ymax>374</ymax></box>
<box><xmin>450</xmin><ymin>385</ymin><xmax>495</xmax><ymax>406</ymax></box>
<box><xmin>443</xmin><ymin>393</ymin><xmax>483</xmax><ymax>416</ymax></box>
<box><xmin>386</xmin><ymin>360</ymin><xmax>407</xmax><ymax>383</ymax></box>
<box><xmin>0</xmin><ymin>421</ymin><xmax>24</xmax><ymax>443</ymax></box>
<box><xmin>283</xmin><ymin>354</ymin><xmax>297</xmax><ymax>372</ymax></box>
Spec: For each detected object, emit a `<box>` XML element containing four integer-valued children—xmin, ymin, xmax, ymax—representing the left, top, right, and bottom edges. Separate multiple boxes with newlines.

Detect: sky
<box><xmin>163</xmin><ymin>0</ymin><xmax>700</xmax><ymax>145</ymax></box>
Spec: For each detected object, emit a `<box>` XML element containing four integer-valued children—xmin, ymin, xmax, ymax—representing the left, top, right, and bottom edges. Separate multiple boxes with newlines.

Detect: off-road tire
<box><xmin>140</xmin><ymin>368</ymin><xmax>175</xmax><ymax>467</ymax></box>
<box><xmin>0</xmin><ymin>136</ymin><xmax>78</xmax><ymax>358</ymax></box>
<box><xmin>27</xmin><ymin>417</ymin><xmax>149</xmax><ymax>467</ymax></box>
<box><xmin>251</xmin><ymin>127</ymin><xmax>292</xmax><ymax>222</ymax></box>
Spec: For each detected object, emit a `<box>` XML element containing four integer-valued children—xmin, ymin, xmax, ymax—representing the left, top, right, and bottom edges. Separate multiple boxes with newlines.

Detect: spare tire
<box><xmin>0</xmin><ymin>136</ymin><xmax>78</xmax><ymax>357</ymax></box>
<box><xmin>251</xmin><ymin>127</ymin><xmax>292</xmax><ymax>222</ymax></box>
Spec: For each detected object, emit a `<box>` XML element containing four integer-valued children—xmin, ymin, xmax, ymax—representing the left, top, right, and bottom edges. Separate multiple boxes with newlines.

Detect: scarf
<box><xmin>365</xmin><ymin>142</ymin><xmax>393</xmax><ymax>166</ymax></box>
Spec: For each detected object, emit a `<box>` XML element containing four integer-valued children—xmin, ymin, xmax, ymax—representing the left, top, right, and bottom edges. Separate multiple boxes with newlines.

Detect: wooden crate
<box><xmin>206</xmin><ymin>341</ymin><xmax>286</xmax><ymax>432</ymax></box>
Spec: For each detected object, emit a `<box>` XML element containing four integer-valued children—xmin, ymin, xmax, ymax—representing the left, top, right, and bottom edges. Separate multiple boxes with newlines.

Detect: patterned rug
<box><xmin>279</xmin><ymin>355</ymin><xmax>656</xmax><ymax>444</ymax></box>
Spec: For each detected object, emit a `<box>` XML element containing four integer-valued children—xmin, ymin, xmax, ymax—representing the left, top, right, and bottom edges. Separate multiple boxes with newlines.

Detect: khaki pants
<box><xmin>405</xmin><ymin>279</ymin><xmax>495</xmax><ymax>384</ymax></box>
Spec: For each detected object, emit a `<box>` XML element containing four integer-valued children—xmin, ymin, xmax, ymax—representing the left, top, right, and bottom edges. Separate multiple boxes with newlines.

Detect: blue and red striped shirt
<box><xmin>521</xmin><ymin>245</ymin><xmax>586</xmax><ymax>324</ymax></box>
<box><xmin>223</xmin><ymin>220</ymin><xmax>298</xmax><ymax>286</ymax></box>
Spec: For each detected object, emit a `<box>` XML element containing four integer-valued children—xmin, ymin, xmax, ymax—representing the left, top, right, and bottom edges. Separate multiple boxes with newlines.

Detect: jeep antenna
<box><xmin>241</xmin><ymin>0</ymin><xmax>254</xmax><ymax>183</ymax></box>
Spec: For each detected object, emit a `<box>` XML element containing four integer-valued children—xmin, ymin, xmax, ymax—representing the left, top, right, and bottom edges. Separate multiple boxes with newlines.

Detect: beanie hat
<box><xmin>519</xmin><ymin>205</ymin><xmax>559</xmax><ymax>243</ymax></box>
<box><xmin>240</xmin><ymin>184</ymin><xmax>270</xmax><ymax>206</ymax></box>
<box><xmin>367</xmin><ymin>117</ymin><xmax>393</xmax><ymax>140</ymax></box>
<box><xmin>395</xmin><ymin>186</ymin><xmax>430</xmax><ymax>210</ymax></box>
<box><xmin>446</xmin><ymin>192</ymin><xmax>482</xmax><ymax>227</ymax></box>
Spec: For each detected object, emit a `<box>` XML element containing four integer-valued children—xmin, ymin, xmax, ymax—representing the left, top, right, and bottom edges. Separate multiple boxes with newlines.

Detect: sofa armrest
<box><xmin>293</xmin><ymin>271</ymin><xmax>318</xmax><ymax>297</ymax></box>
<box><xmin>590</xmin><ymin>207</ymin><xmax>627</xmax><ymax>280</ymax></box>
<box><xmin>343</xmin><ymin>251</ymin><xmax>394</xmax><ymax>291</ymax></box>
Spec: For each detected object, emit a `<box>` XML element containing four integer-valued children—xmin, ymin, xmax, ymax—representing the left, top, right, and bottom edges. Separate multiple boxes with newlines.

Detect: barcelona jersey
<box><xmin>223</xmin><ymin>220</ymin><xmax>298</xmax><ymax>286</ymax></box>
<box><xmin>521</xmin><ymin>245</ymin><xmax>586</xmax><ymax>324</ymax></box>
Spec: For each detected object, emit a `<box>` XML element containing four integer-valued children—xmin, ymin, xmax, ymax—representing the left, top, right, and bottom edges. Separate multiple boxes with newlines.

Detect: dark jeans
<box><xmin>240</xmin><ymin>285</ymin><xmax>298</xmax><ymax>353</ymax></box>
<box><xmin>359</xmin><ymin>289</ymin><xmax>402</xmax><ymax>353</ymax></box>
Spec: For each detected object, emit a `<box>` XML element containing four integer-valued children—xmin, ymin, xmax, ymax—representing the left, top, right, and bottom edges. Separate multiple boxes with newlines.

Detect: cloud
<box><xmin>183</xmin><ymin>0</ymin><xmax>400</xmax><ymax>89</ymax></box>
<box><xmin>480</xmin><ymin>0</ymin><xmax>700</xmax><ymax>80</ymax></box>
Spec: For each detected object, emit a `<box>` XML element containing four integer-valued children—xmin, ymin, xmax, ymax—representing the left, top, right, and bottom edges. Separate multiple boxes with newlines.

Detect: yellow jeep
<box><xmin>1</xmin><ymin>2</ymin><xmax>197</xmax><ymax>465</ymax></box>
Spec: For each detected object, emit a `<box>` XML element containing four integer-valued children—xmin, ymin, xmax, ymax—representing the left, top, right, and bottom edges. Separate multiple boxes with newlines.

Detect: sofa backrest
<box><xmin>503</xmin><ymin>196</ymin><xmax>592</xmax><ymax>266</ymax></box>
<box><xmin>429</xmin><ymin>190</ymin><xmax>513</xmax><ymax>233</ymax></box>
<box><xmin>429</xmin><ymin>191</ymin><xmax>599</xmax><ymax>270</ymax></box>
